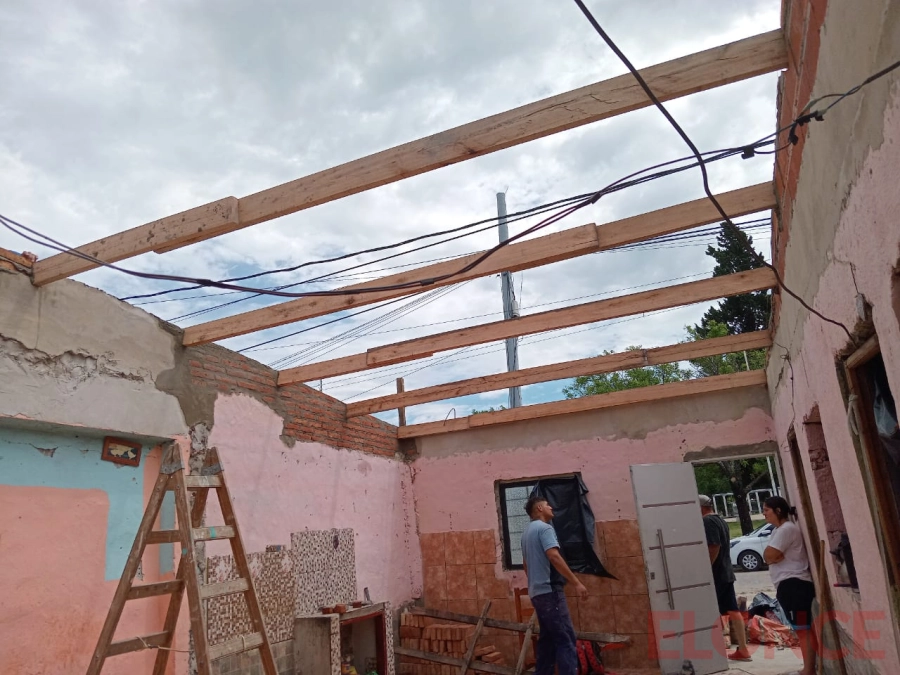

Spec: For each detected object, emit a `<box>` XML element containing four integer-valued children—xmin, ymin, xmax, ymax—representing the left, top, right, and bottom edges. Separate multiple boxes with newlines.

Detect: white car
<box><xmin>729</xmin><ymin>522</ymin><xmax>775</xmax><ymax>571</ymax></box>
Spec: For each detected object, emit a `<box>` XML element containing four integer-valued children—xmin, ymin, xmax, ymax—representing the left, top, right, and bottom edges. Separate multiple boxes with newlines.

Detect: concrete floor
<box><xmin>721</xmin><ymin>571</ymin><xmax>804</xmax><ymax>675</ymax></box>
<box><xmin>620</xmin><ymin>572</ymin><xmax>806</xmax><ymax>675</ymax></box>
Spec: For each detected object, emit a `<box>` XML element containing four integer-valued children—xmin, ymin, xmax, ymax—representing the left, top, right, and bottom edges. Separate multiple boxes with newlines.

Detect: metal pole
<box><xmin>497</xmin><ymin>192</ymin><xmax>522</xmax><ymax>408</ymax></box>
<box><xmin>766</xmin><ymin>455</ymin><xmax>776</xmax><ymax>493</ymax></box>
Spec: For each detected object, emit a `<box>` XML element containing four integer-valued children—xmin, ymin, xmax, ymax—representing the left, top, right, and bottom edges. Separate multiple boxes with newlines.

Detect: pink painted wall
<box><xmin>204</xmin><ymin>394</ymin><xmax>421</xmax><ymax>607</ymax></box>
<box><xmin>413</xmin><ymin>407</ymin><xmax>773</xmax><ymax>534</ymax></box>
<box><xmin>768</xmin><ymin>85</ymin><xmax>900</xmax><ymax>671</ymax></box>
<box><xmin>0</xmin><ymin>447</ymin><xmax>175</xmax><ymax>675</ymax></box>
<box><xmin>412</xmin><ymin>404</ymin><xmax>772</xmax><ymax>595</ymax></box>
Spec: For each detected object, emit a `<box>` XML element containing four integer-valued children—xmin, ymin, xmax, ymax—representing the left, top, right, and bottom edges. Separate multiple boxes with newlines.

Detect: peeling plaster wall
<box><xmin>767</xmin><ymin>0</ymin><xmax>900</xmax><ymax>672</ymax></box>
<box><xmin>412</xmin><ymin>386</ymin><xmax>773</xmax><ymax>549</ymax></box>
<box><xmin>0</xmin><ymin>269</ymin><xmax>412</xmax><ymax>673</ymax></box>
<box><xmin>202</xmin><ymin>394</ymin><xmax>421</xmax><ymax>609</ymax></box>
<box><xmin>0</xmin><ymin>272</ymin><xmax>187</xmax><ymax>437</ymax></box>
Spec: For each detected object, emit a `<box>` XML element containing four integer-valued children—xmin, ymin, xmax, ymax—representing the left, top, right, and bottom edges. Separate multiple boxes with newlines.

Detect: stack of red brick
<box><xmin>398</xmin><ymin>612</ymin><xmax>508</xmax><ymax>674</ymax></box>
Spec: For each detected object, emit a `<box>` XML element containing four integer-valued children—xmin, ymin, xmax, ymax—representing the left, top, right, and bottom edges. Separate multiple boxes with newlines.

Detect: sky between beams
<box><xmin>0</xmin><ymin>0</ymin><xmax>780</xmax><ymax>423</ymax></box>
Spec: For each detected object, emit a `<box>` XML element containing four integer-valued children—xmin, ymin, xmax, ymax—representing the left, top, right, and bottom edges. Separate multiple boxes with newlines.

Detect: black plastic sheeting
<box><xmin>532</xmin><ymin>476</ymin><xmax>616</xmax><ymax>579</ymax></box>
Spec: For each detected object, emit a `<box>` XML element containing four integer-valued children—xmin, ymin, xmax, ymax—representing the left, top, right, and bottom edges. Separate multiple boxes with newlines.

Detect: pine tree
<box><xmin>688</xmin><ymin>224</ymin><xmax>771</xmax><ymax>534</ymax></box>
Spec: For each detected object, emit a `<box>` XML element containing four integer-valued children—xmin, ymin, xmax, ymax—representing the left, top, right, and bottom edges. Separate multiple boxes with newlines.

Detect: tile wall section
<box><xmin>419</xmin><ymin>521</ymin><xmax>656</xmax><ymax>670</ymax></box>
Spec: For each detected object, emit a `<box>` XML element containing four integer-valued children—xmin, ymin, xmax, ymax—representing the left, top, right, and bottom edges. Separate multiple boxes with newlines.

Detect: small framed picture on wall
<box><xmin>101</xmin><ymin>437</ymin><xmax>142</xmax><ymax>466</ymax></box>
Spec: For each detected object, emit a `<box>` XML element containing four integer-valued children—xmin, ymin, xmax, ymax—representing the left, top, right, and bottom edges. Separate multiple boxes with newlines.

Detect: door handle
<box><xmin>657</xmin><ymin>528</ymin><xmax>675</xmax><ymax>610</ymax></box>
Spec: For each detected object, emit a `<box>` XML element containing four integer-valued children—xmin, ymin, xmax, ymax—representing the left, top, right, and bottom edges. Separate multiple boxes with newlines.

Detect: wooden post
<box><xmin>396</xmin><ymin>378</ymin><xmax>407</xmax><ymax>426</ymax></box>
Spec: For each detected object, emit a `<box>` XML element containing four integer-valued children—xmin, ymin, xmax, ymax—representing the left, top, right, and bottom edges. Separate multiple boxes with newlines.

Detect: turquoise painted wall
<box><xmin>0</xmin><ymin>427</ymin><xmax>146</xmax><ymax>580</ymax></box>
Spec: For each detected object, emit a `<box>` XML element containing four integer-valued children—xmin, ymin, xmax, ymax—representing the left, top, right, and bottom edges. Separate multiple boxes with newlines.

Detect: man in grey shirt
<box><xmin>521</xmin><ymin>494</ymin><xmax>588</xmax><ymax>675</ymax></box>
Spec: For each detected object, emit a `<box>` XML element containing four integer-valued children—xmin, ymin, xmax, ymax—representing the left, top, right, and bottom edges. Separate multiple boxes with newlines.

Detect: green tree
<box><xmin>693</xmin><ymin>225</ymin><xmax>770</xmax><ymax>338</ymax></box>
<box><xmin>685</xmin><ymin>320</ymin><xmax>766</xmax><ymax>377</ymax></box>
<box><xmin>686</xmin><ymin>225</ymin><xmax>771</xmax><ymax>535</ymax></box>
<box><xmin>562</xmin><ymin>346</ymin><xmax>691</xmax><ymax>399</ymax></box>
<box><xmin>470</xmin><ymin>405</ymin><xmax>506</xmax><ymax>415</ymax></box>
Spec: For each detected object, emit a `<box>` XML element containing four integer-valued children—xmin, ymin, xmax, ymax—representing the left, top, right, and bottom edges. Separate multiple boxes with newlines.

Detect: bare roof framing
<box><xmin>397</xmin><ymin>369</ymin><xmax>767</xmax><ymax>438</ymax></box>
<box><xmin>346</xmin><ymin>330</ymin><xmax>772</xmax><ymax>417</ymax></box>
<box><xmin>31</xmin><ymin>30</ymin><xmax>786</xmax><ymax>286</ymax></box>
<box><xmin>183</xmin><ymin>182</ymin><xmax>774</xmax><ymax>346</ymax></box>
<box><xmin>278</xmin><ymin>267</ymin><xmax>776</xmax><ymax>385</ymax></box>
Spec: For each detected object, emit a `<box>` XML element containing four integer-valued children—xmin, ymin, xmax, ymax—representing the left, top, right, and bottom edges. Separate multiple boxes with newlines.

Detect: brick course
<box><xmin>186</xmin><ymin>343</ymin><xmax>399</xmax><ymax>457</ymax></box>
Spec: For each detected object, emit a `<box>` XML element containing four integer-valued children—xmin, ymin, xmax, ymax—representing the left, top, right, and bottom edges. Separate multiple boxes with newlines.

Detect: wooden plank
<box><xmin>396</xmin><ymin>378</ymin><xmax>407</xmax><ymax>426</ymax></box>
<box><xmin>171</xmin><ymin>469</ymin><xmax>212</xmax><ymax>674</ymax></box>
<box><xmin>514</xmin><ymin>615</ymin><xmax>537</xmax><ymax>675</ymax></box>
<box><xmin>127</xmin><ymin>580</ymin><xmax>184</xmax><ymax>600</ymax></box>
<box><xmin>153</xmin><ymin>452</ymin><xmax>213</xmax><ymax>675</ymax></box>
<box><xmin>214</xmin><ymin>447</ymin><xmax>279</xmax><ymax>674</ymax></box>
<box><xmin>459</xmin><ymin>601</ymin><xmax>493</xmax><ymax>675</ymax></box>
<box><xmin>185</xmin><ymin>181</ymin><xmax>772</xmax><ymax>346</ymax></box>
<box><xmin>399</xmin><ymin>370</ymin><xmax>768</xmax><ymax>438</ymax></box>
<box><xmin>199</xmin><ymin>578</ymin><xmax>250</xmax><ymax>600</ymax></box>
<box><xmin>395</xmin><ymin>646</ymin><xmax>516</xmax><ymax>675</ymax></box>
<box><xmin>147</xmin><ymin>530</ymin><xmax>182</xmax><ymax>544</ymax></box>
<box><xmin>279</xmin><ymin>268</ymin><xmax>776</xmax><ymax>384</ymax></box>
<box><xmin>35</xmin><ymin>31</ymin><xmax>784</xmax><ymax>286</ymax></box>
<box><xmin>32</xmin><ymin>197</ymin><xmax>240</xmax><ymax>285</ymax></box>
<box><xmin>406</xmin><ymin>606</ymin><xmax>630</xmax><ymax>644</ymax></box>
<box><xmin>191</xmin><ymin>525</ymin><xmax>235</xmax><ymax>541</ymax></box>
<box><xmin>183</xmin><ymin>223</ymin><xmax>600</xmax><ymax>345</ymax></box>
<box><xmin>86</xmin><ymin>465</ymin><xmax>173</xmax><ymax>675</ymax></box>
<box><xmin>208</xmin><ymin>632</ymin><xmax>265</xmax><ymax>661</ymax></box>
<box><xmin>184</xmin><ymin>475</ymin><xmax>224</xmax><ymax>488</ymax></box>
<box><xmin>106</xmin><ymin>631</ymin><xmax>171</xmax><ymax>657</ymax></box>
<box><xmin>347</xmin><ymin>330</ymin><xmax>772</xmax><ymax>416</ymax></box>
<box><xmin>0</xmin><ymin>246</ymin><xmax>34</xmax><ymax>268</ymax></box>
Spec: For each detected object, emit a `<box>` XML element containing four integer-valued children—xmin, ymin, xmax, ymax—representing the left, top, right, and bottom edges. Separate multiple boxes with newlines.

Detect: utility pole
<box><xmin>497</xmin><ymin>192</ymin><xmax>522</xmax><ymax>409</ymax></box>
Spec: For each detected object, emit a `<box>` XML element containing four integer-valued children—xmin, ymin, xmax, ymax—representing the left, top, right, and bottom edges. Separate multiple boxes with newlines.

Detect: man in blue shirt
<box><xmin>521</xmin><ymin>494</ymin><xmax>588</xmax><ymax>675</ymax></box>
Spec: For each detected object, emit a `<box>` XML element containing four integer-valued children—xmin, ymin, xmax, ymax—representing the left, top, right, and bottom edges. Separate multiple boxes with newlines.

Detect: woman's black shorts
<box><xmin>776</xmin><ymin>577</ymin><xmax>816</xmax><ymax>629</ymax></box>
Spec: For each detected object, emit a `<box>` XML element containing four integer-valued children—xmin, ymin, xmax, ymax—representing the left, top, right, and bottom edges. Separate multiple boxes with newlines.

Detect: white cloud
<box><xmin>0</xmin><ymin>0</ymin><xmax>780</xmax><ymax>421</ymax></box>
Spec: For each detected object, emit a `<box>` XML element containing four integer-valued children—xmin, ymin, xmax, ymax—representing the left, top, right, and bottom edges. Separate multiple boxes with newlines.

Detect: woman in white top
<box><xmin>763</xmin><ymin>496</ymin><xmax>817</xmax><ymax>675</ymax></box>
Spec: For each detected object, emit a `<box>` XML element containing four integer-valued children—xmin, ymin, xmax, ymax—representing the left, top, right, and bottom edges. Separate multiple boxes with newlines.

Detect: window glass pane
<box><xmin>502</xmin><ymin>482</ymin><xmax>536</xmax><ymax>567</ymax></box>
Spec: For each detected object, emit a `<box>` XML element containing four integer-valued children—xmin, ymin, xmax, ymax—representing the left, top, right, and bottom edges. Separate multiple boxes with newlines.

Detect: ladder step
<box><xmin>192</xmin><ymin>525</ymin><xmax>235</xmax><ymax>541</ymax></box>
<box><xmin>127</xmin><ymin>580</ymin><xmax>184</xmax><ymax>600</ymax></box>
<box><xmin>200</xmin><ymin>578</ymin><xmax>250</xmax><ymax>600</ymax></box>
<box><xmin>209</xmin><ymin>632</ymin><xmax>264</xmax><ymax>660</ymax></box>
<box><xmin>147</xmin><ymin>530</ymin><xmax>181</xmax><ymax>544</ymax></box>
<box><xmin>107</xmin><ymin>631</ymin><xmax>170</xmax><ymax>656</ymax></box>
<box><xmin>184</xmin><ymin>475</ymin><xmax>223</xmax><ymax>488</ymax></box>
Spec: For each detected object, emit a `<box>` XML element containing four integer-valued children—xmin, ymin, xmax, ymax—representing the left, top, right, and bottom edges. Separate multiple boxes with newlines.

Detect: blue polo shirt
<box><xmin>521</xmin><ymin>519</ymin><xmax>561</xmax><ymax>598</ymax></box>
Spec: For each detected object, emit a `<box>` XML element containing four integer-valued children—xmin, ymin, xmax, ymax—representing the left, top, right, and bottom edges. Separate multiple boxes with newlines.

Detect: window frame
<box><xmin>842</xmin><ymin>335</ymin><xmax>900</xmax><ymax>592</ymax></box>
<box><xmin>498</xmin><ymin>478</ymin><xmax>538</xmax><ymax>570</ymax></box>
<box><xmin>497</xmin><ymin>472</ymin><xmax>581</xmax><ymax>570</ymax></box>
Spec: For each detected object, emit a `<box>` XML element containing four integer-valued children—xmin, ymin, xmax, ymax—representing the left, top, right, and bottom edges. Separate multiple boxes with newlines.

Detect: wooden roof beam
<box><xmin>397</xmin><ymin>369</ymin><xmax>767</xmax><ymax>438</ymax></box>
<box><xmin>182</xmin><ymin>181</ymin><xmax>773</xmax><ymax>346</ymax></box>
<box><xmin>345</xmin><ymin>330</ymin><xmax>772</xmax><ymax>417</ymax></box>
<box><xmin>277</xmin><ymin>267</ymin><xmax>777</xmax><ymax>385</ymax></box>
<box><xmin>32</xmin><ymin>30</ymin><xmax>786</xmax><ymax>286</ymax></box>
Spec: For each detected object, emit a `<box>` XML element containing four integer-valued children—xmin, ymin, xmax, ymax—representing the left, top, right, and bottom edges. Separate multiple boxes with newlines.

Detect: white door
<box><xmin>631</xmin><ymin>462</ymin><xmax>728</xmax><ymax>675</ymax></box>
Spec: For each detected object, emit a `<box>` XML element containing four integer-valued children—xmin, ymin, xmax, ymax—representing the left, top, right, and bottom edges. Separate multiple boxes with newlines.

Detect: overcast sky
<box><xmin>0</xmin><ymin>0</ymin><xmax>781</xmax><ymax>423</ymax></box>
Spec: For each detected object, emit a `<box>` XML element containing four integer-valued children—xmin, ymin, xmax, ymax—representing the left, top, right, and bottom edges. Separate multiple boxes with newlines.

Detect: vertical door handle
<box><xmin>657</xmin><ymin>528</ymin><xmax>675</xmax><ymax>610</ymax></box>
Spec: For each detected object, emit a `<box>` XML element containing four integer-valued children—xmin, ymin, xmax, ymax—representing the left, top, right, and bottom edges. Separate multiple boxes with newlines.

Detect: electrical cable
<box><xmin>0</xmin><ymin>140</ymin><xmax>770</xmax><ymax>305</ymax></box>
<box><xmin>570</xmin><ymin>0</ymin><xmax>899</xmax><ymax>342</ymax></box>
<box><xmin>245</xmin><ymin>217</ymin><xmax>768</xmax><ymax>356</ymax></box>
<box><xmin>271</xmin><ymin>282</ymin><xmax>470</xmax><ymax>369</ymax></box>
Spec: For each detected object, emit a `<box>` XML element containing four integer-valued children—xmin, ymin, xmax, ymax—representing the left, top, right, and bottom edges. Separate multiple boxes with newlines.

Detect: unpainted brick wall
<box><xmin>186</xmin><ymin>343</ymin><xmax>398</xmax><ymax>457</ymax></box>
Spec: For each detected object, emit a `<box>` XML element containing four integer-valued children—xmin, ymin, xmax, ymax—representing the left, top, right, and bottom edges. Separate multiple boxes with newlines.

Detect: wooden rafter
<box><xmin>277</xmin><ymin>268</ymin><xmax>776</xmax><ymax>385</ymax></box>
<box><xmin>183</xmin><ymin>182</ymin><xmax>773</xmax><ymax>346</ymax></box>
<box><xmin>397</xmin><ymin>369</ymin><xmax>768</xmax><ymax>438</ymax></box>
<box><xmin>31</xmin><ymin>30</ymin><xmax>786</xmax><ymax>286</ymax></box>
<box><xmin>345</xmin><ymin>330</ymin><xmax>772</xmax><ymax>417</ymax></box>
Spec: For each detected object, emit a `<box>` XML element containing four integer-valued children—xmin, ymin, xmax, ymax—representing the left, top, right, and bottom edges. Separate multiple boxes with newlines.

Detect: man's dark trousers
<box><xmin>530</xmin><ymin>590</ymin><xmax>578</xmax><ymax>675</ymax></box>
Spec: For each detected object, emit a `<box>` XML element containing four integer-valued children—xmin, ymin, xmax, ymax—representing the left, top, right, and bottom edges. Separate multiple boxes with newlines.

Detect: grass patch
<box><xmin>728</xmin><ymin>518</ymin><xmax>766</xmax><ymax>538</ymax></box>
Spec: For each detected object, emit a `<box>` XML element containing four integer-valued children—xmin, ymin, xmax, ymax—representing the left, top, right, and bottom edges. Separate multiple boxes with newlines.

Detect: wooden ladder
<box><xmin>86</xmin><ymin>445</ymin><xmax>277</xmax><ymax>675</ymax></box>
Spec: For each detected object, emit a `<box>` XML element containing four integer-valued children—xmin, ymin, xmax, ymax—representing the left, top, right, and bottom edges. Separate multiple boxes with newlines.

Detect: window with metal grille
<box><xmin>498</xmin><ymin>480</ymin><xmax>538</xmax><ymax>569</ymax></box>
